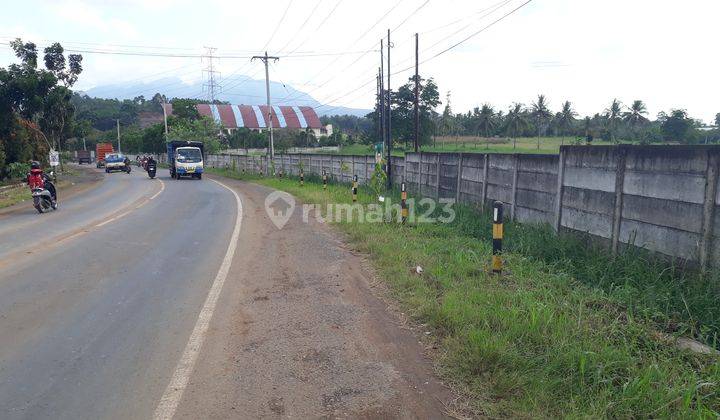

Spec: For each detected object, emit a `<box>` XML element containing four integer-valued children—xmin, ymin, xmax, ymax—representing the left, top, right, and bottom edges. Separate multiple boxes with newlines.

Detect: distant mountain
<box><xmin>82</xmin><ymin>76</ymin><xmax>371</xmax><ymax>118</ymax></box>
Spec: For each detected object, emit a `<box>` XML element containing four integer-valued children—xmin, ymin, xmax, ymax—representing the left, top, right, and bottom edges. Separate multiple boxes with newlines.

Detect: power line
<box><xmin>275</xmin><ymin>0</ymin><xmax>405</xmax><ymax>103</ymax></box>
<box><xmin>285</xmin><ymin>0</ymin><xmax>345</xmax><ymax>55</ymax></box>
<box><xmin>261</xmin><ymin>0</ymin><xmax>295</xmax><ymax>52</ymax></box>
<box><xmin>275</xmin><ymin>0</ymin><xmax>324</xmax><ymax>54</ymax></box>
<box><xmin>310</xmin><ymin>0</ymin><xmax>534</xmax><ymax>115</ymax></box>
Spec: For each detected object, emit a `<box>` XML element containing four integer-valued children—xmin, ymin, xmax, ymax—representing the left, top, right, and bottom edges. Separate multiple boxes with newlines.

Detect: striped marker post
<box><xmin>300</xmin><ymin>170</ymin><xmax>304</xmax><ymax>186</ymax></box>
<box><xmin>401</xmin><ymin>182</ymin><xmax>408</xmax><ymax>223</ymax></box>
<box><xmin>492</xmin><ymin>201</ymin><xmax>503</xmax><ymax>274</ymax></box>
<box><xmin>322</xmin><ymin>171</ymin><xmax>327</xmax><ymax>190</ymax></box>
<box><xmin>352</xmin><ymin>175</ymin><xmax>358</xmax><ymax>202</ymax></box>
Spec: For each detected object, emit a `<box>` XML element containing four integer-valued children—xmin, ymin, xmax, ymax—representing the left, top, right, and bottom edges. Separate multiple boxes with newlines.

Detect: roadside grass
<box><xmin>0</xmin><ymin>169</ymin><xmax>81</xmax><ymax>209</ymax></box>
<box><xmin>209</xmin><ymin>167</ymin><xmax>720</xmax><ymax>417</ymax></box>
<box><xmin>0</xmin><ymin>184</ymin><xmax>30</xmax><ymax>208</ymax></box>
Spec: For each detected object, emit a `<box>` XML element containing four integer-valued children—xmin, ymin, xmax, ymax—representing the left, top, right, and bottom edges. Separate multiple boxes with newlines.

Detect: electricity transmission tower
<box><xmin>252</xmin><ymin>52</ymin><xmax>279</xmax><ymax>159</ymax></box>
<box><xmin>202</xmin><ymin>46</ymin><xmax>221</xmax><ymax>102</ymax></box>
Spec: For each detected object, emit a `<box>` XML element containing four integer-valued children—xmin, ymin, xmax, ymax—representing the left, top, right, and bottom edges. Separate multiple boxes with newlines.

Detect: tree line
<box><xmin>0</xmin><ymin>39</ymin><xmax>83</xmax><ymax>179</ymax></box>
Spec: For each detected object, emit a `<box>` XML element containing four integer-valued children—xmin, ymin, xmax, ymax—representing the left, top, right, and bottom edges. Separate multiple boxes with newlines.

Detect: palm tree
<box><xmin>605</xmin><ymin>99</ymin><xmax>623</xmax><ymax>143</ymax></box>
<box><xmin>623</xmin><ymin>100</ymin><xmax>648</xmax><ymax>142</ymax></box>
<box><xmin>556</xmin><ymin>100</ymin><xmax>577</xmax><ymax>146</ymax></box>
<box><xmin>476</xmin><ymin>104</ymin><xmax>496</xmax><ymax>149</ymax></box>
<box><xmin>531</xmin><ymin>94</ymin><xmax>552</xmax><ymax>150</ymax></box>
<box><xmin>505</xmin><ymin>103</ymin><xmax>528</xmax><ymax>149</ymax></box>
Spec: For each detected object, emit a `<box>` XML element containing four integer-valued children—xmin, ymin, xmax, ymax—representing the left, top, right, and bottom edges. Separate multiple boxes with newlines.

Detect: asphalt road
<box><xmin>0</xmin><ymin>165</ymin><xmax>452</xmax><ymax>419</ymax></box>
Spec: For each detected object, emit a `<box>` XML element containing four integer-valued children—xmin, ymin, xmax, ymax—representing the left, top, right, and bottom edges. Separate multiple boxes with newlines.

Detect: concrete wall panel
<box><xmin>516</xmin><ymin>189</ymin><xmax>555</xmax><ymax>213</ymax></box>
<box><xmin>516</xmin><ymin>206</ymin><xmax>554</xmax><ymax>225</ymax></box>
<box><xmin>561</xmin><ymin>207</ymin><xmax>613</xmax><ymax>238</ymax></box>
<box><xmin>564</xmin><ymin>167</ymin><xmax>616</xmax><ymax>192</ymax></box>
<box><xmin>562</xmin><ymin>187</ymin><xmax>615</xmax><ymax>215</ymax></box>
<box><xmin>623</xmin><ymin>172</ymin><xmax>705</xmax><ymax>204</ymax></box>
<box><xmin>622</xmin><ymin>194</ymin><xmax>703</xmax><ymax>233</ymax></box>
<box><xmin>619</xmin><ymin>219</ymin><xmax>700</xmax><ymax>260</ymax></box>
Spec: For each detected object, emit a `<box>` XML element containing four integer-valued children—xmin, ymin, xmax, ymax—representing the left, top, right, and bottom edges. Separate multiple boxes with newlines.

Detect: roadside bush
<box><xmin>7</xmin><ymin>162</ymin><xmax>30</xmax><ymax>180</ymax></box>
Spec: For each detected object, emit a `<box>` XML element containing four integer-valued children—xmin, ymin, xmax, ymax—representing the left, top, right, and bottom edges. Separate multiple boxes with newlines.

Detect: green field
<box><xmin>324</xmin><ymin>136</ymin><xmax>629</xmax><ymax>156</ymax></box>
<box><xmin>209</xmin><ymin>167</ymin><xmax>720</xmax><ymax>418</ymax></box>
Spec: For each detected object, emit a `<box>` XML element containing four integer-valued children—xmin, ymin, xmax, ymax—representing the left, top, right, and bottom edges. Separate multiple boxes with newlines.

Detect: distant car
<box><xmin>105</xmin><ymin>153</ymin><xmax>129</xmax><ymax>173</ymax></box>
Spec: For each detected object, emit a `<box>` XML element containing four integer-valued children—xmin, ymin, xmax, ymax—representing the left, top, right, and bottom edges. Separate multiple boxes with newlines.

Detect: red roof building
<box><xmin>161</xmin><ymin>103</ymin><xmax>324</xmax><ymax>130</ymax></box>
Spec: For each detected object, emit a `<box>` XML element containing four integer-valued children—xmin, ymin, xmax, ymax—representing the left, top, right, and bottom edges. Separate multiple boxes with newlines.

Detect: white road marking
<box><xmin>150</xmin><ymin>179</ymin><xmax>166</xmax><ymax>200</ymax></box>
<box><xmin>153</xmin><ymin>178</ymin><xmax>243</xmax><ymax>420</ymax></box>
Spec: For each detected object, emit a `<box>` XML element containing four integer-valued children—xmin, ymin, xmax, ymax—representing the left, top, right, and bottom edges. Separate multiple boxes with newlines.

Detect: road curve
<box><xmin>0</xmin><ymin>167</ymin><xmax>453</xmax><ymax>419</ymax></box>
<box><xmin>0</xmin><ymin>167</ymin><xmax>238</xmax><ymax>419</ymax></box>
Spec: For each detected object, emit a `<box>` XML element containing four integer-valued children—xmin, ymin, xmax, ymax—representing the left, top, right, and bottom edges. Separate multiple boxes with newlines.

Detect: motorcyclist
<box><xmin>124</xmin><ymin>156</ymin><xmax>131</xmax><ymax>172</ymax></box>
<box><xmin>26</xmin><ymin>161</ymin><xmax>57</xmax><ymax>205</ymax></box>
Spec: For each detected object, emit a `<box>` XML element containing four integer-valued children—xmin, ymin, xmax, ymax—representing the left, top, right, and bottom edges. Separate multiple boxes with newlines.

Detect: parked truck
<box><xmin>95</xmin><ymin>143</ymin><xmax>114</xmax><ymax>168</ymax></box>
<box><xmin>77</xmin><ymin>150</ymin><xmax>91</xmax><ymax>164</ymax></box>
<box><xmin>167</xmin><ymin>140</ymin><xmax>204</xmax><ymax>180</ymax></box>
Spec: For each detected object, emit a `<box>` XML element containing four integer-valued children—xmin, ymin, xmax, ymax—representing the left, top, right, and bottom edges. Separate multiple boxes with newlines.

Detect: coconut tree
<box><xmin>605</xmin><ymin>99</ymin><xmax>623</xmax><ymax>143</ymax></box>
<box><xmin>476</xmin><ymin>104</ymin><xmax>496</xmax><ymax>149</ymax></box>
<box><xmin>505</xmin><ymin>103</ymin><xmax>528</xmax><ymax>149</ymax></box>
<box><xmin>556</xmin><ymin>100</ymin><xmax>577</xmax><ymax>146</ymax></box>
<box><xmin>623</xmin><ymin>100</ymin><xmax>648</xmax><ymax>142</ymax></box>
<box><xmin>531</xmin><ymin>94</ymin><xmax>552</xmax><ymax>150</ymax></box>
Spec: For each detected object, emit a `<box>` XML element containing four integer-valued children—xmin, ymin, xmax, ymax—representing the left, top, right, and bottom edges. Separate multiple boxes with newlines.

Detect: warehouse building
<box><xmin>161</xmin><ymin>103</ymin><xmax>332</xmax><ymax>138</ymax></box>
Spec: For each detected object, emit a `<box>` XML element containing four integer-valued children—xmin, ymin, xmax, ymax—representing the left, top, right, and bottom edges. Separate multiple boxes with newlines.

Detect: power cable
<box><xmin>261</xmin><ymin>0</ymin><xmax>295</xmax><ymax>52</ymax></box>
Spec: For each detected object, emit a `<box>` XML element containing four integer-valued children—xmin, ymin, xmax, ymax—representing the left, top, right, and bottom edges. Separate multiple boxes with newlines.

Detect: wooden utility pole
<box><xmin>386</xmin><ymin>29</ymin><xmax>392</xmax><ymax>189</ymax></box>
<box><xmin>413</xmin><ymin>32</ymin><xmax>419</xmax><ymax>153</ymax></box>
<box><xmin>116</xmin><ymin>119</ymin><xmax>121</xmax><ymax>154</ymax></box>
<box><xmin>252</xmin><ymin>52</ymin><xmax>279</xmax><ymax>159</ymax></box>
<box><xmin>377</xmin><ymin>68</ymin><xmax>382</xmax><ymax>144</ymax></box>
<box><xmin>380</xmin><ymin>40</ymin><xmax>386</xmax><ymax>153</ymax></box>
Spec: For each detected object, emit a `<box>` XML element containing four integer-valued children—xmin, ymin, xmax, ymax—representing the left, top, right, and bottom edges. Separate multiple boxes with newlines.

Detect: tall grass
<box><xmin>209</xmin><ymin>167</ymin><xmax>720</xmax><ymax>417</ymax></box>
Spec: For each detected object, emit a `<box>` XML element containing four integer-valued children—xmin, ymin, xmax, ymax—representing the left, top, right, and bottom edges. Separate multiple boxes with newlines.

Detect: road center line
<box><xmin>153</xmin><ymin>178</ymin><xmax>243</xmax><ymax>420</ymax></box>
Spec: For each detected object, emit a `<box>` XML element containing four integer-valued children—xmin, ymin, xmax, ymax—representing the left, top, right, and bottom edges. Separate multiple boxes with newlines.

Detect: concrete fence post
<box><xmin>611</xmin><ymin>148</ymin><xmax>627</xmax><ymax>254</ymax></box>
<box><xmin>436</xmin><ymin>154</ymin><xmax>441</xmax><ymax>199</ymax></box>
<box><xmin>700</xmin><ymin>151</ymin><xmax>719</xmax><ymax>270</ymax></box>
<box><xmin>403</xmin><ymin>154</ymin><xmax>408</xmax><ymax>186</ymax></box>
<box><xmin>366</xmin><ymin>155</ymin><xmax>371</xmax><ymax>184</ymax></box>
<box><xmin>481</xmin><ymin>154</ymin><xmax>489</xmax><ymax>211</ymax></box>
<box><xmin>511</xmin><ymin>154</ymin><xmax>519</xmax><ymax>221</ymax></box>
<box><xmin>455</xmin><ymin>152</ymin><xmax>463</xmax><ymax>203</ymax></box>
<box><xmin>553</xmin><ymin>149</ymin><xmax>566</xmax><ymax>232</ymax></box>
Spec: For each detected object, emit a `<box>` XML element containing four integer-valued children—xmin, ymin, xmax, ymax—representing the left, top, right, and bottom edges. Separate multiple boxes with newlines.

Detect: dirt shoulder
<box><xmin>174</xmin><ymin>176</ymin><xmax>455</xmax><ymax>419</ymax></box>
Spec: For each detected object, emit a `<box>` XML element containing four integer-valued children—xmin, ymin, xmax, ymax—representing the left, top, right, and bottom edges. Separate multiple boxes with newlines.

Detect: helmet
<box><xmin>30</xmin><ymin>161</ymin><xmax>41</xmax><ymax>170</ymax></box>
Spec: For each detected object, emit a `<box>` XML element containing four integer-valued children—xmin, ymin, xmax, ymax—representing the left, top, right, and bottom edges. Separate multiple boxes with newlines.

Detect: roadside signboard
<box><xmin>49</xmin><ymin>150</ymin><xmax>60</xmax><ymax>167</ymax></box>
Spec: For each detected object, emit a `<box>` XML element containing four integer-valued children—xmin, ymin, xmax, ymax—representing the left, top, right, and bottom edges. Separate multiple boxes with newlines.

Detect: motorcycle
<box><xmin>147</xmin><ymin>161</ymin><xmax>157</xmax><ymax>179</ymax></box>
<box><xmin>31</xmin><ymin>173</ymin><xmax>57</xmax><ymax>214</ymax></box>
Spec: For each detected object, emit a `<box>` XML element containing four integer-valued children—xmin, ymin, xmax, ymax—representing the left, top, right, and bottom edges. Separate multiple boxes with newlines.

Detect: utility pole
<box><xmin>252</xmin><ymin>51</ymin><xmax>280</xmax><ymax>159</ymax></box>
<box><xmin>83</xmin><ymin>138</ymin><xmax>87</xmax><ymax>151</ymax></box>
<box><xmin>414</xmin><ymin>32</ymin><xmax>420</xmax><ymax>153</ymax></box>
<box><xmin>202</xmin><ymin>46</ymin><xmax>221</xmax><ymax>102</ymax></box>
<box><xmin>386</xmin><ymin>29</ymin><xmax>392</xmax><ymax>189</ymax></box>
<box><xmin>376</xmin><ymin>69</ymin><xmax>382</xmax><ymax>144</ymax></box>
<box><xmin>162</xmin><ymin>103</ymin><xmax>169</xmax><ymax>139</ymax></box>
<box><xmin>116</xmin><ymin>119</ymin><xmax>121</xmax><ymax>154</ymax></box>
<box><xmin>380</xmin><ymin>41</ymin><xmax>385</xmax><ymax>156</ymax></box>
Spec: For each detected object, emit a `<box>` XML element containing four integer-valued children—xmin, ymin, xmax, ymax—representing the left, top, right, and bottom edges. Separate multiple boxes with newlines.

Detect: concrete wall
<box><xmin>185</xmin><ymin>145</ymin><xmax>720</xmax><ymax>266</ymax></box>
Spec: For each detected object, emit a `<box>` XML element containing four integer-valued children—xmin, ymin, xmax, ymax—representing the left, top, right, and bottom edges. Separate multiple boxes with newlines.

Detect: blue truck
<box><xmin>167</xmin><ymin>140</ymin><xmax>205</xmax><ymax>180</ymax></box>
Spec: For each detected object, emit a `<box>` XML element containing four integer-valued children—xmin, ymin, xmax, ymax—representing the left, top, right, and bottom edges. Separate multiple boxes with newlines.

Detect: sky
<box><xmin>1</xmin><ymin>0</ymin><xmax>719</xmax><ymax>123</ymax></box>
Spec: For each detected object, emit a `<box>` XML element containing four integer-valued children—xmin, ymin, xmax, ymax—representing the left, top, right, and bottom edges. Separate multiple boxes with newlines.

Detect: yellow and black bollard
<box><xmin>300</xmin><ymin>170</ymin><xmax>304</xmax><ymax>186</ymax></box>
<box><xmin>492</xmin><ymin>201</ymin><xmax>503</xmax><ymax>274</ymax></box>
<box><xmin>401</xmin><ymin>182</ymin><xmax>408</xmax><ymax>223</ymax></box>
<box><xmin>352</xmin><ymin>175</ymin><xmax>358</xmax><ymax>202</ymax></box>
<box><xmin>322</xmin><ymin>170</ymin><xmax>327</xmax><ymax>190</ymax></box>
